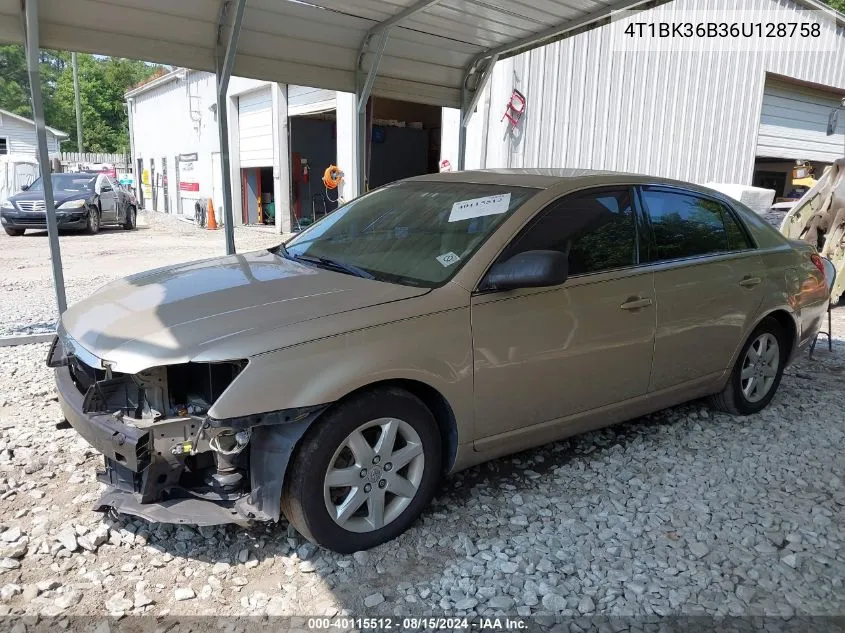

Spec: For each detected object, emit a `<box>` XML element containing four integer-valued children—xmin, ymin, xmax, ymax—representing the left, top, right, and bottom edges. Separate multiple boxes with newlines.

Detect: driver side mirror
<box><xmin>20</xmin><ymin>184</ymin><xmax>29</xmax><ymax>191</ymax></box>
<box><xmin>482</xmin><ymin>250</ymin><xmax>569</xmax><ymax>291</ymax></box>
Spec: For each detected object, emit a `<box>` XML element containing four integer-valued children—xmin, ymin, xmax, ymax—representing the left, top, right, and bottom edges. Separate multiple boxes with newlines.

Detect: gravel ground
<box><xmin>0</xmin><ymin>212</ymin><xmax>843</xmax><ymax>619</ymax></box>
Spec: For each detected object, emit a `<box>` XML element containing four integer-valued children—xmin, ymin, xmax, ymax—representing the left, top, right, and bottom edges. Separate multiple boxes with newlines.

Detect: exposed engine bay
<box><xmin>781</xmin><ymin>158</ymin><xmax>845</xmax><ymax>303</ymax></box>
<box><xmin>47</xmin><ymin>334</ymin><xmax>325</xmax><ymax>526</ymax></box>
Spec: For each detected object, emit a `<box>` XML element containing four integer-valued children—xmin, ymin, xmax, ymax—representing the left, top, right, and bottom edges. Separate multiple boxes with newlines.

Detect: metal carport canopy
<box><xmin>0</xmin><ymin>0</ymin><xmax>666</xmax><ymax>109</ymax></box>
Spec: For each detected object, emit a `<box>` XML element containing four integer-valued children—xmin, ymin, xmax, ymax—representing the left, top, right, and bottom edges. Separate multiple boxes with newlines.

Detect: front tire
<box><xmin>123</xmin><ymin>206</ymin><xmax>136</xmax><ymax>230</ymax></box>
<box><xmin>281</xmin><ymin>388</ymin><xmax>442</xmax><ymax>553</ymax></box>
<box><xmin>86</xmin><ymin>207</ymin><xmax>100</xmax><ymax>234</ymax></box>
<box><xmin>3</xmin><ymin>227</ymin><xmax>24</xmax><ymax>237</ymax></box>
<box><xmin>710</xmin><ymin>317</ymin><xmax>787</xmax><ymax>415</ymax></box>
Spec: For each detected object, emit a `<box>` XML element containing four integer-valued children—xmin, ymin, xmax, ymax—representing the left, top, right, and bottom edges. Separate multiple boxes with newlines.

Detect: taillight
<box><xmin>810</xmin><ymin>253</ymin><xmax>825</xmax><ymax>276</ymax></box>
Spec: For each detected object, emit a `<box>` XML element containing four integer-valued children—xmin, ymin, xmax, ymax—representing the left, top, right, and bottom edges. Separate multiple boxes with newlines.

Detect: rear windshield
<box><xmin>285</xmin><ymin>181</ymin><xmax>539</xmax><ymax>287</ymax></box>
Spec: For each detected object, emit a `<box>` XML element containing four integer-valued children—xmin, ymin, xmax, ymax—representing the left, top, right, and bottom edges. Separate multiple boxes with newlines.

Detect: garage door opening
<box><xmin>753</xmin><ymin>76</ymin><xmax>845</xmax><ymax>202</ymax></box>
<box><xmin>291</xmin><ymin>113</ymin><xmax>338</xmax><ymax>228</ymax></box>
<box><xmin>752</xmin><ymin>157</ymin><xmax>830</xmax><ymax>201</ymax></box>
<box><xmin>240</xmin><ymin>166</ymin><xmax>274</xmax><ymax>225</ymax></box>
<box><xmin>368</xmin><ymin>98</ymin><xmax>442</xmax><ymax>189</ymax></box>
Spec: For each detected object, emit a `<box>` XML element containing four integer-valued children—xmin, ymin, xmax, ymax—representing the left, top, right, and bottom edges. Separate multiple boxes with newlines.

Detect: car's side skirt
<box><xmin>465</xmin><ymin>371</ymin><xmax>726</xmax><ymax>465</ymax></box>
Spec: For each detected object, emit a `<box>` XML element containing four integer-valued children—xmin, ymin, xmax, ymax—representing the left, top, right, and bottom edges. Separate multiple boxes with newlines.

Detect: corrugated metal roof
<box><xmin>0</xmin><ymin>0</ymin><xmax>671</xmax><ymax>108</ymax></box>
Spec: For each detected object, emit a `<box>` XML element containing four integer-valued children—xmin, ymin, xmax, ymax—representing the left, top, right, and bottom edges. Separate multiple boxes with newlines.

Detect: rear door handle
<box><xmin>620</xmin><ymin>297</ymin><xmax>653</xmax><ymax>311</ymax></box>
<box><xmin>739</xmin><ymin>276</ymin><xmax>762</xmax><ymax>288</ymax></box>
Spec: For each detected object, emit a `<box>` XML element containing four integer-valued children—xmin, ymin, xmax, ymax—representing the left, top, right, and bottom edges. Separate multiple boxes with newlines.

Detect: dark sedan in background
<box><xmin>1</xmin><ymin>172</ymin><xmax>137</xmax><ymax>236</ymax></box>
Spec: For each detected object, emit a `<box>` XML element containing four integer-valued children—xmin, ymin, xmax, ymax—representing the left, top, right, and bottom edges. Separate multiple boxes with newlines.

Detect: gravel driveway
<box><xmin>0</xmin><ymin>213</ymin><xmax>843</xmax><ymax>619</ymax></box>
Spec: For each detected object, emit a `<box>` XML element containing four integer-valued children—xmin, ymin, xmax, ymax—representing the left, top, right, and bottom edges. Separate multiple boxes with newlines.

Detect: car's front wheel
<box><xmin>86</xmin><ymin>207</ymin><xmax>100</xmax><ymax>234</ymax></box>
<box><xmin>710</xmin><ymin>316</ymin><xmax>787</xmax><ymax>415</ymax></box>
<box><xmin>281</xmin><ymin>387</ymin><xmax>442</xmax><ymax>552</ymax></box>
<box><xmin>3</xmin><ymin>227</ymin><xmax>24</xmax><ymax>237</ymax></box>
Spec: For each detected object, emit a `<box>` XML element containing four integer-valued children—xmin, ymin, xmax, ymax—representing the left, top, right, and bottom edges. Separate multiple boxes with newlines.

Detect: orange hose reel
<box><xmin>322</xmin><ymin>165</ymin><xmax>344</xmax><ymax>190</ymax></box>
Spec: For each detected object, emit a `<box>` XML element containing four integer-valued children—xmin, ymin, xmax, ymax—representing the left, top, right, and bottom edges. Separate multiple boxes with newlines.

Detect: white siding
<box><xmin>464</xmin><ymin>0</ymin><xmax>845</xmax><ymax>185</ymax></box>
<box><xmin>757</xmin><ymin>78</ymin><xmax>845</xmax><ymax>162</ymax></box>
<box><xmin>130</xmin><ymin>71</ymin><xmax>267</xmax><ymax>215</ymax></box>
<box><xmin>238</xmin><ymin>88</ymin><xmax>274</xmax><ymax>168</ymax></box>
<box><xmin>0</xmin><ymin>112</ymin><xmax>63</xmax><ymax>159</ymax></box>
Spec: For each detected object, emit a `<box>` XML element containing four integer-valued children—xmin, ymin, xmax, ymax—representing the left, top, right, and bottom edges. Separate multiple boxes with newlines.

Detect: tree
<box><xmin>0</xmin><ymin>46</ymin><xmax>160</xmax><ymax>153</ymax></box>
<box><xmin>823</xmin><ymin>0</ymin><xmax>845</xmax><ymax>13</ymax></box>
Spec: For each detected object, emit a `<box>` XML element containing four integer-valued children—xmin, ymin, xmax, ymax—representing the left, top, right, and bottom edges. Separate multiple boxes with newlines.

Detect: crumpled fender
<box><xmin>228</xmin><ymin>407</ymin><xmax>328</xmax><ymax>522</ymax></box>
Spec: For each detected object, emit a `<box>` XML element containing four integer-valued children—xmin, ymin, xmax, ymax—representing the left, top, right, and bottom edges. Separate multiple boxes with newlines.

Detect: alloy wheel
<box><xmin>323</xmin><ymin>417</ymin><xmax>425</xmax><ymax>533</ymax></box>
<box><xmin>740</xmin><ymin>332</ymin><xmax>780</xmax><ymax>403</ymax></box>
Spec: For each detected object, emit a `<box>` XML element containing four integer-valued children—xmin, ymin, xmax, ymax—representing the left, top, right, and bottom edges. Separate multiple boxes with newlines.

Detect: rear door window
<box><xmin>640</xmin><ymin>188</ymin><xmax>732</xmax><ymax>261</ymax></box>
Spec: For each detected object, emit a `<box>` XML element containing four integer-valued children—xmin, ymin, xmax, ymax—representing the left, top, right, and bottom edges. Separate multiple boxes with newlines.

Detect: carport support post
<box><xmin>459</xmin><ymin>54</ymin><xmax>498</xmax><ymax>170</ymax></box>
<box><xmin>23</xmin><ymin>0</ymin><xmax>67</xmax><ymax>315</ymax></box>
<box><xmin>216</xmin><ymin>89</ymin><xmax>236</xmax><ymax>253</ymax></box>
<box><xmin>215</xmin><ymin>0</ymin><xmax>247</xmax><ymax>255</ymax></box>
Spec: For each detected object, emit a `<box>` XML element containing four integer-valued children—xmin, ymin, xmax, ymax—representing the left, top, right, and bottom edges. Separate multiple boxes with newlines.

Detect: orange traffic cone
<box><xmin>206</xmin><ymin>198</ymin><xmax>218</xmax><ymax>230</ymax></box>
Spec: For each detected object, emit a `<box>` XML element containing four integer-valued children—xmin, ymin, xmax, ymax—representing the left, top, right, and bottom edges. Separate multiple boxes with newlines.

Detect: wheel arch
<box><xmin>322</xmin><ymin>378</ymin><xmax>459</xmax><ymax>474</ymax></box>
<box><xmin>751</xmin><ymin>307</ymin><xmax>799</xmax><ymax>363</ymax></box>
<box><xmin>718</xmin><ymin>307</ymin><xmax>800</xmax><ymax>394</ymax></box>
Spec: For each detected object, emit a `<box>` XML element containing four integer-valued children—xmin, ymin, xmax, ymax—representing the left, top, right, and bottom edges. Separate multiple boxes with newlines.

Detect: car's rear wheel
<box><xmin>281</xmin><ymin>387</ymin><xmax>441</xmax><ymax>552</ymax></box>
<box><xmin>123</xmin><ymin>206</ymin><xmax>136</xmax><ymax>230</ymax></box>
<box><xmin>3</xmin><ymin>227</ymin><xmax>24</xmax><ymax>237</ymax></box>
<box><xmin>710</xmin><ymin>317</ymin><xmax>787</xmax><ymax>415</ymax></box>
<box><xmin>86</xmin><ymin>207</ymin><xmax>100</xmax><ymax>234</ymax></box>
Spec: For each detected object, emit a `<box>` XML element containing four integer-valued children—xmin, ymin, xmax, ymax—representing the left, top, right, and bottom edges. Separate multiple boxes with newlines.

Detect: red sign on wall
<box><xmin>179</xmin><ymin>182</ymin><xmax>200</xmax><ymax>192</ymax></box>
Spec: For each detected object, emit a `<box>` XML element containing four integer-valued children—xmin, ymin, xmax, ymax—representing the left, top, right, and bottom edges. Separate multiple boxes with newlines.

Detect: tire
<box><xmin>86</xmin><ymin>207</ymin><xmax>100</xmax><ymax>235</ymax></box>
<box><xmin>123</xmin><ymin>206</ymin><xmax>136</xmax><ymax>230</ymax></box>
<box><xmin>281</xmin><ymin>387</ymin><xmax>442</xmax><ymax>553</ymax></box>
<box><xmin>3</xmin><ymin>227</ymin><xmax>24</xmax><ymax>237</ymax></box>
<box><xmin>709</xmin><ymin>317</ymin><xmax>787</xmax><ymax>416</ymax></box>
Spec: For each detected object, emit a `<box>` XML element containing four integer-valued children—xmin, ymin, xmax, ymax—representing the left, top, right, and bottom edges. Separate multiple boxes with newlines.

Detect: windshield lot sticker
<box><xmin>436</xmin><ymin>252</ymin><xmax>461</xmax><ymax>267</ymax></box>
<box><xmin>448</xmin><ymin>193</ymin><xmax>511</xmax><ymax>222</ymax></box>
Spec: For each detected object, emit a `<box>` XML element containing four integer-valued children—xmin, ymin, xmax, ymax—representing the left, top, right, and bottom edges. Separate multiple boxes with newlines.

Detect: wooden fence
<box><xmin>59</xmin><ymin>152</ymin><xmax>130</xmax><ymax>168</ymax></box>
<box><xmin>58</xmin><ymin>152</ymin><xmax>133</xmax><ymax>181</ymax></box>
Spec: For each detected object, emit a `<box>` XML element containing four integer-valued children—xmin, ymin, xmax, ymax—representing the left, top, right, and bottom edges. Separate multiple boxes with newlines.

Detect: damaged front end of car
<box><xmin>47</xmin><ymin>332</ymin><xmax>326</xmax><ymax>527</ymax></box>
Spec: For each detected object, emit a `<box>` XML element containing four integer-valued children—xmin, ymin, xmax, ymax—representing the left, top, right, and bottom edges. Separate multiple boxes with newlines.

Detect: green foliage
<box><xmin>823</xmin><ymin>0</ymin><xmax>845</xmax><ymax>13</ymax></box>
<box><xmin>0</xmin><ymin>46</ymin><xmax>160</xmax><ymax>153</ymax></box>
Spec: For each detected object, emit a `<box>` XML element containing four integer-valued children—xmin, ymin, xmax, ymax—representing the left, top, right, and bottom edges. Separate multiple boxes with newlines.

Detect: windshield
<box><xmin>27</xmin><ymin>174</ymin><xmax>97</xmax><ymax>193</ymax></box>
<box><xmin>284</xmin><ymin>181</ymin><xmax>539</xmax><ymax>287</ymax></box>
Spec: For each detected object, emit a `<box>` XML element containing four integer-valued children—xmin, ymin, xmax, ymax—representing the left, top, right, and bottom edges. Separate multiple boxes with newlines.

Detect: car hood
<box><xmin>11</xmin><ymin>189</ymin><xmax>90</xmax><ymax>205</ymax></box>
<box><xmin>60</xmin><ymin>249</ymin><xmax>428</xmax><ymax>373</ymax></box>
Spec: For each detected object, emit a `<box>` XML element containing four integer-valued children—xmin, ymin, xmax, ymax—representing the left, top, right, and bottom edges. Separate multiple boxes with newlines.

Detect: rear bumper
<box><xmin>1</xmin><ymin>209</ymin><xmax>88</xmax><ymax>230</ymax></box>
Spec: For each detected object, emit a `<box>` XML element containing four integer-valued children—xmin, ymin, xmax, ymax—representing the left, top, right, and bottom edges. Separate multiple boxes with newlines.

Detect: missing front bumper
<box><xmin>52</xmin><ymin>344</ymin><xmax>327</xmax><ymax>527</ymax></box>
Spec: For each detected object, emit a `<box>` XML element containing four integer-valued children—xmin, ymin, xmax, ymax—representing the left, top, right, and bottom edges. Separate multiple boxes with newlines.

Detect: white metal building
<box><xmin>128</xmin><ymin>70</ymin><xmax>442</xmax><ymax>231</ymax></box>
<box><xmin>127</xmin><ymin>71</ymin><xmax>328</xmax><ymax>230</ymax></box>
<box><xmin>129</xmin><ymin>0</ymin><xmax>845</xmax><ymax>235</ymax></box>
<box><xmin>442</xmin><ymin>0</ymin><xmax>845</xmax><ymax>197</ymax></box>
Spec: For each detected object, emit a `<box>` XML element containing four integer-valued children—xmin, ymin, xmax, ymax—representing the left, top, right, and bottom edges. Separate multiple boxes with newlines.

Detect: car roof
<box><xmin>410</xmin><ymin>168</ymin><xmax>711</xmax><ymax>191</ymax></box>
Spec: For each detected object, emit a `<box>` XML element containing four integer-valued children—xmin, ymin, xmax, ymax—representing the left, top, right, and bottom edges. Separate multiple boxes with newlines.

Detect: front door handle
<box><xmin>620</xmin><ymin>296</ymin><xmax>653</xmax><ymax>311</ymax></box>
<box><xmin>739</xmin><ymin>276</ymin><xmax>762</xmax><ymax>288</ymax></box>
